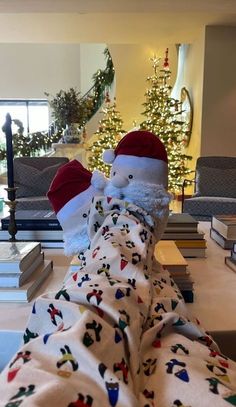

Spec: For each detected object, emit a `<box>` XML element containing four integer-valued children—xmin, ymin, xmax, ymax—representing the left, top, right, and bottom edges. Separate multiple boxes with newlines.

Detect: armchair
<box><xmin>182</xmin><ymin>156</ymin><xmax>236</xmax><ymax>221</ymax></box>
<box><xmin>14</xmin><ymin>156</ymin><xmax>69</xmax><ymax>210</ymax></box>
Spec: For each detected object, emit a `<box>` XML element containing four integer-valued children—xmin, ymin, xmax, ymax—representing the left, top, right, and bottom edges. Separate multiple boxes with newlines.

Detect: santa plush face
<box><xmin>110</xmin><ymin>154</ymin><xmax>168</xmax><ymax>189</ymax></box>
<box><xmin>103</xmin><ymin>130</ymin><xmax>172</xmax><ymax>241</ymax></box>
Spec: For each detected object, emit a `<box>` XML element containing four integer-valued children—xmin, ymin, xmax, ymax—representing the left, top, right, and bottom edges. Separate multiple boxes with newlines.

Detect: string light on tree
<box><xmin>140</xmin><ymin>48</ymin><xmax>192</xmax><ymax>193</ymax></box>
<box><xmin>87</xmin><ymin>93</ymin><xmax>125</xmax><ymax>177</ymax></box>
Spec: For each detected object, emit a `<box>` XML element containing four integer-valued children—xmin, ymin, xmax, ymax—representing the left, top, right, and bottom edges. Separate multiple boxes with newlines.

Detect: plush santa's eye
<box><xmin>113</xmin><ymin>171</ymin><xmax>116</xmax><ymax>176</ymax></box>
<box><xmin>128</xmin><ymin>174</ymin><xmax>133</xmax><ymax>179</ymax></box>
<box><xmin>83</xmin><ymin>213</ymin><xmax>88</xmax><ymax>218</ymax></box>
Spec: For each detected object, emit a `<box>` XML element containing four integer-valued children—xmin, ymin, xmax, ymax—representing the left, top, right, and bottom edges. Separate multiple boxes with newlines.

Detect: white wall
<box><xmin>201</xmin><ymin>26</ymin><xmax>236</xmax><ymax>156</ymax></box>
<box><xmin>0</xmin><ymin>43</ymin><xmax>107</xmax><ymax>99</ymax></box>
<box><xmin>0</xmin><ymin>43</ymin><xmax>83</xmax><ymax>98</ymax></box>
<box><xmin>80</xmin><ymin>43</ymin><xmax>107</xmax><ymax>95</ymax></box>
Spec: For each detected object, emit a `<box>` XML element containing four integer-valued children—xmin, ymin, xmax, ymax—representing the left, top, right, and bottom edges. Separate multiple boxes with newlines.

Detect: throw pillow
<box><xmin>15</xmin><ymin>162</ymin><xmax>62</xmax><ymax>198</ymax></box>
<box><xmin>195</xmin><ymin>166</ymin><xmax>236</xmax><ymax>198</ymax></box>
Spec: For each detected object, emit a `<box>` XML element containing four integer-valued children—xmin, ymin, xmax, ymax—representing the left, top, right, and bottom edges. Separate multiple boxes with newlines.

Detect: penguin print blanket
<box><xmin>0</xmin><ymin>196</ymin><xmax>236</xmax><ymax>407</ymax></box>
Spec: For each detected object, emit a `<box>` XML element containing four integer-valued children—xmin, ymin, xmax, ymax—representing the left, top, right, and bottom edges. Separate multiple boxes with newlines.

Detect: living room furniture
<box><xmin>0</xmin><ymin>222</ymin><xmax>236</xmax><ymax>368</ymax></box>
<box><xmin>182</xmin><ymin>156</ymin><xmax>236</xmax><ymax>221</ymax></box>
<box><xmin>14</xmin><ymin>156</ymin><xmax>69</xmax><ymax>210</ymax></box>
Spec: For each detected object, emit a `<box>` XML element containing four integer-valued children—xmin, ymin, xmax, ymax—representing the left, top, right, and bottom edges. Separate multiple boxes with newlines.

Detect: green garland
<box><xmin>90</xmin><ymin>47</ymin><xmax>115</xmax><ymax>115</ymax></box>
<box><xmin>0</xmin><ymin>120</ymin><xmax>61</xmax><ymax>161</ymax></box>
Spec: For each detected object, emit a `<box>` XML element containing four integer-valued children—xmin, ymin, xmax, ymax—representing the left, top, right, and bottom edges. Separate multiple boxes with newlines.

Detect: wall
<box><xmin>0</xmin><ymin>43</ymin><xmax>107</xmax><ymax>100</ymax></box>
<box><xmin>0</xmin><ymin>43</ymin><xmax>82</xmax><ymax>98</ymax></box>
<box><xmin>201</xmin><ymin>26</ymin><xmax>236</xmax><ymax>156</ymax></box>
<box><xmin>108</xmin><ymin>44</ymin><xmax>177</xmax><ymax>131</ymax></box>
<box><xmin>79</xmin><ymin>43</ymin><xmax>107</xmax><ymax>95</ymax></box>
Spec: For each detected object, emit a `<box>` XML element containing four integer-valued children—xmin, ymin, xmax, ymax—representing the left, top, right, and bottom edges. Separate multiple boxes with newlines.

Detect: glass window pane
<box><xmin>28</xmin><ymin>105</ymin><xmax>49</xmax><ymax>133</ymax></box>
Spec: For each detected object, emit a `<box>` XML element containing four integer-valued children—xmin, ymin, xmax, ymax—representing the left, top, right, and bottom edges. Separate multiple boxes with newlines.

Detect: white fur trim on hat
<box><xmin>103</xmin><ymin>149</ymin><xmax>115</xmax><ymax>164</ymax></box>
<box><xmin>63</xmin><ymin>228</ymin><xmax>90</xmax><ymax>256</ymax></box>
<box><xmin>57</xmin><ymin>184</ymin><xmax>96</xmax><ymax>225</ymax></box>
<box><xmin>91</xmin><ymin>170</ymin><xmax>108</xmax><ymax>190</ymax></box>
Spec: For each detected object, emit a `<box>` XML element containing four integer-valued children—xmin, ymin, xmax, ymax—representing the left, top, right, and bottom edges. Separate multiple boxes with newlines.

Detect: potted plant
<box><xmin>45</xmin><ymin>87</ymin><xmax>93</xmax><ymax>143</ymax></box>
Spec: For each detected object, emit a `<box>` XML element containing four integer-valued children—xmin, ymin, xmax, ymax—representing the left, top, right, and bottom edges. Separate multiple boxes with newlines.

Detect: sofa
<box><xmin>182</xmin><ymin>156</ymin><xmax>236</xmax><ymax>221</ymax></box>
<box><xmin>14</xmin><ymin>156</ymin><xmax>69</xmax><ymax>210</ymax></box>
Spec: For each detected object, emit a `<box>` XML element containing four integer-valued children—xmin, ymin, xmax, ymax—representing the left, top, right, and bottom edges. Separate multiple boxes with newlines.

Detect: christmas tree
<box><xmin>87</xmin><ymin>94</ymin><xmax>125</xmax><ymax>177</ymax></box>
<box><xmin>140</xmin><ymin>49</ymin><xmax>192</xmax><ymax>193</ymax></box>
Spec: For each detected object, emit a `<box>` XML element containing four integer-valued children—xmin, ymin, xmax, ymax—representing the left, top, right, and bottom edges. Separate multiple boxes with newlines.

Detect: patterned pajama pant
<box><xmin>0</xmin><ymin>196</ymin><xmax>236</xmax><ymax>407</ymax></box>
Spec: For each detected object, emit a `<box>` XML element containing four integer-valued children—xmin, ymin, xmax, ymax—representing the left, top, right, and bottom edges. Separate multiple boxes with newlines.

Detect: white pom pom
<box><xmin>91</xmin><ymin>170</ymin><xmax>108</xmax><ymax>190</ymax></box>
<box><xmin>103</xmin><ymin>149</ymin><xmax>115</xmax><ymax>164</ymax></box>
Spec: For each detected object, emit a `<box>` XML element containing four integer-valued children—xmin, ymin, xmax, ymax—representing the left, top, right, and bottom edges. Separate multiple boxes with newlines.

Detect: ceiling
<box><xmin>0</xmin><ymin>0</ymin><xmax>236</xmax><ymax>15</ymax></box>
<box><xmin>1</xmin><ymin>0</ymin><xmax>236</xmax><ymax>44</ymax></box>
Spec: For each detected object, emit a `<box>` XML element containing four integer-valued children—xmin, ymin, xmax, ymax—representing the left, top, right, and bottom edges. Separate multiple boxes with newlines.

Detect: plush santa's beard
<box><xmin>63</xmin><ymin>226</ymin><xmax>90</xmax><ymax>256</ymax></box>
<box><xmin>105</xmin><ymin>180</ymin><xmax>172</xmax><ymax>241</ymax></box>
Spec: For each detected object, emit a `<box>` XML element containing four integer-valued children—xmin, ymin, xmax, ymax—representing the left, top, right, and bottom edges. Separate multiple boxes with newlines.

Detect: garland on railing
<box><xmin>0</xmin><ymin>47</ymin><xmax>115</xmax><ymax>159</ymax></box>
<box><xmin>91</xmin><ymin>47</ymin><xmax>115</xmax><ymax>114</ymax></box>
<box><xmin>0</xmin><ymin>120</ymin><xmax>61</xmax><ymax>161</ymax></box>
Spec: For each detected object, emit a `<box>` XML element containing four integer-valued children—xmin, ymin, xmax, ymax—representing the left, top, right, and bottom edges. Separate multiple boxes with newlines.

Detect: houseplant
<box><xmin>45</xmin><ymin>87</ymin><xmax>93</xmax><ymax>143</ymax></box>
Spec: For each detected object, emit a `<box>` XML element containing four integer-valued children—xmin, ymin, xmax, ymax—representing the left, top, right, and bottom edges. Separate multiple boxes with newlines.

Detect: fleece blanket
<box><xmin>0</xmin><ymin>196</ymin><xmax>236</xmax><ymax>407</ymax></box>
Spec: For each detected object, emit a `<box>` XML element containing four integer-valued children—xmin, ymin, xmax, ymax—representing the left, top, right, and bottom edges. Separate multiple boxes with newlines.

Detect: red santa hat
<box><xmin>103</xmin><ymin>130</ymin><xmax>168</xmax><ymax>187</ymax></box>
<box><xmin>47</xmin><ymin>159</ymin><xmax>105</xmax><ymax>226</ymax></box>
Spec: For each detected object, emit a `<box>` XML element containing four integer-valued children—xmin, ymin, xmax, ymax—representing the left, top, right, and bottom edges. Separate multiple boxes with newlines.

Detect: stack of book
<box><xmin>210</xmin><ymin>215</ymin><xmax>236</xmax><ymax>249</ymax></box>
<box><xmin>155</xmin><ymin>240</ymin><xmax>194</xmax><ymax>302</ymax></box>
<box><xmin>0</xmin><ymin>210</ymin><xmax>63</xmax><ymax>248</ymax></box>
<box><xmin>162</xmin><ymin>213</ymin><xmax>207</xmax><ymax>258</ymax></box>
<box><xmin>0</xmin><ymin>241</ymin><xmax>53</xmax><ymax>302</ymax></box>
<box><xmin>225</xmin><ymin>242</ymin><xmax>236</xmax><ymax>273</ymax></box>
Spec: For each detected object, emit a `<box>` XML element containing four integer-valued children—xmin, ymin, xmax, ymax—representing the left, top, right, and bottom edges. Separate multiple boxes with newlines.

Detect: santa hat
<box><xmin>47</xmin><ymin>159</ymin><xmax>106</xmax><ymax>227</ymax></box>
<box><xmin>103</xmin><ymin>130</ymin><xmax>168</xmax><ymax>186</ymax></box>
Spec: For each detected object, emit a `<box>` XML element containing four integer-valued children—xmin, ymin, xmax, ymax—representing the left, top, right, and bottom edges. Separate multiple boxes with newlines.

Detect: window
<box><xmin>0</xmin><ymin>99</ymin><xmax>49</xmax><ymax>146</ymax></box>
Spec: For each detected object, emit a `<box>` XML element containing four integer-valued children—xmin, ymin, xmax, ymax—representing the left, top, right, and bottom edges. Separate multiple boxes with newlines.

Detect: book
<box><xmin>181</xmin><ymin>290</ymin><xmax>194</xmax><ymax>303</ymax></box>
<box><xmin>162</xmin><ymin>231</ymin><xmax>205</xmax><ymax>240</ymax></box>
<box><xmin>0</xmin><ymin>229</ymin><xmax>63</xmax><ymax>242</ymax></box>
<box><xmin>210</xmin><ymin>227</ymin><xmax>236</xmax><ymax>250</ymax></box>
<box><xmin>178</xmin><ymin>247</ymin><xmax>206</xmax><ymax>258</ymax></box>
<box><xmin>1</xmin><ymin>210</ymin><xmax>61</xmax><ymax>231</ymax></box>
<box><xmin>155</xmin><ymin>240</ymin><xmax>188</xmax><ymax>269</ymax></box>
<box><xmin>0</xmin><ymin>259</ymin><xmax>53</xmax><ymax>302</ymax></box>
<box><xmin>225</xmin><ymin>256</ymin><xmax>236</xmax><ymax>273</ymax></box>
<box><xmin>0</xmin><ymin>252</ymin><xmax>44</xmax><ymax>288</ymax></box>
<box><xmin>0</xmin><ymin>241</ymin><xmax>41</xmax><ymax>273</ymax></box>
<box><xmin>166</xmin><ymin>213</ymin><xmax>198</xmax><ymax>232</ymax></box>
<box><xmin>212</xmin><ymin>215</ymin><xmax>236</xmax><ymax>240</ymax></box>
<box><xmin>174</xmin><ymin>239</ymin><xmax>207</xmax><ymax>248</ymax></box>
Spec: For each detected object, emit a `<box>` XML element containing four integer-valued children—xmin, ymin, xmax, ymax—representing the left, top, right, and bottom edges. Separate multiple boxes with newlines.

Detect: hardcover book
<box><xmin>0</xmin><ymin>229</ymin><xmax>63</xmax><ymax>242</ymax></box>
<box><xmin>155</xmin><ymin>240</ymin><xmax>188</xmax><ymax>269</ymax></box>
<box><xmin>174</xmin><ymin>239</ymin><xmax>207</xmax><ymax>248</ymax></box>
<box><xmin>0</xmin><ymin>259</ymin><xmax>53</xmax><ymax>302</ymax></box>
<box><xmin>212</xmin><ymin>215</ymin><xmax>236</xmax><ymax>240</ymax></box>
<box><xmin>225</xmin><ymin>256</ymin><xmax>236</xmax><ymax>273</ymax></box>
<box><xmin>1</xmin><ymin>210</ymin><xmax>61</xmax><ymax>231</ymax></box>
<box><xmin>162</xmin><ymin>231</ymin><xmax>205</xmax><ymax>240</ymax></box>
<box><xmin>178</xmin><ymin>247</ymin><xmax>206</xmax><ymax>258</ymax></box>
<box><xmin>0</xmin><ymin>252</ymin><xmax>44</xmax><ymax>288</ymax></box>
<box><xmin>0</xmin><ymin>241</ymin><xmax>41</xmax><ymax>273</ymax></box>
<box><xmin>210</xmin><ymin>227</ymin><xmax>236</xmax><ymax>250</ymax></box>
<box><xmin>166</xmin><ymin>213</ymin><xmax>198</xmax><ymax>233</ymax></box>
